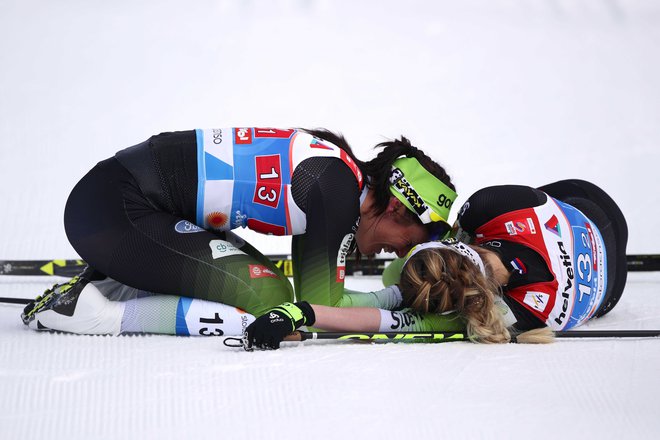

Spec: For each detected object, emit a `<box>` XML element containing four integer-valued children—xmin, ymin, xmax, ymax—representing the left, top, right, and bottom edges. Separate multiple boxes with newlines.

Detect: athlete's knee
<box><xmin>246</xmin><ymin>277</ymin><xmax>294</xmax><ymax>316</ymax></box>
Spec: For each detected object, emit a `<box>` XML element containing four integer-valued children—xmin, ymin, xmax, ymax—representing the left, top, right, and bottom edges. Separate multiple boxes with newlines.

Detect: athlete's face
<box><xmin>356</xmin><ymin>193</ymin><xmax>429</xmax><ymax>258</ymax></box>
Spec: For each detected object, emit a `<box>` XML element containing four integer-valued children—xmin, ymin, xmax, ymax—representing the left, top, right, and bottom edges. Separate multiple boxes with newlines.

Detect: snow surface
<box><xmin>1</xmin><ymin>1</ymin><xmax>660</xmax><ymax>439</ymax></box>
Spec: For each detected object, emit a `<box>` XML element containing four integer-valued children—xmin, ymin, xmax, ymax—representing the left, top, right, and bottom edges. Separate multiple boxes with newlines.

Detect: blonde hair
<box><xmin>399</xmin><ymin>246</ymin><xmax>553</xmax><ymax>344</ymax></box>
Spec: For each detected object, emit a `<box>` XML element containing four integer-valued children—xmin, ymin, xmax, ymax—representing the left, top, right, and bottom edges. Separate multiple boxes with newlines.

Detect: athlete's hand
<box><xmin>245</xmin><ymin>302</ymin><xmax>316</xmax><ymax>350</ymax></box>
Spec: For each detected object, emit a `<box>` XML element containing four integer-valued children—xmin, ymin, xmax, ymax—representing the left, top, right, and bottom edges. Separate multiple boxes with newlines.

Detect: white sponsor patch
<box><xmin>494</xmin><ymin>297</ymin><xmax>518</xmax><ymax>327</ymax></box>
<box><xmin>209</xmin><ymin>240</ymin><xmax>246</xmax><ymax>259</ymax></box>
<box><xmin>527</xmin><ymin>218</ymin><xmax>537</xmax><ymax>234</ymax></box>
<box><xmin>336</xmin><ymin>233</ymin><xmax>354</xmax><ymax>282</ymax></box>
<box><xmin>524</xmin><ymin>291</ymin><xmax>550</xmax><ymax>313</ymax></box>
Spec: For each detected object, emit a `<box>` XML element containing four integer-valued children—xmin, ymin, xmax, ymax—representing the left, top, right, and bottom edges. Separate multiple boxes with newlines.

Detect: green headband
<box><xmin>388</xmin><ymin>157</ymin><xmax>457</xmax><ymax>225</ymax></box>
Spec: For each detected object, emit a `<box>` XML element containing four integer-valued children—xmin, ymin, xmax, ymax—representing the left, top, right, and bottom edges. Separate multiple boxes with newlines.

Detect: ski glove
<box><xmin>245</xmin><ymin>302</ymin><xmax>316</xmax><ymax>350</ymax></box>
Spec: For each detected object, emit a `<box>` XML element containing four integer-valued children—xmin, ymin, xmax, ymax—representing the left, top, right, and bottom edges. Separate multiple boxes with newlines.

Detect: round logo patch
<box><xmin>206</xmin><ymin>211</ymin><xmax>228</xmax><ymax>229</ymax></box>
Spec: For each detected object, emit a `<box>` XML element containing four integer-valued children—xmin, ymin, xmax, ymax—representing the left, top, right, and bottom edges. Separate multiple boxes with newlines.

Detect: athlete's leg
<box><xmin>25</xmin><ymin>274</ymin><xmax>256</xmax><ymax>336</ymax></box>
<box><xmin>64</xmin><ymin>157</ymin><xmax>293</xmax><ymax>316</ymax></box>
<box><xmin>118</xmin><ymin>291</ymin><xmax>255</xmax><ymax>336</ymax></box>
<box><xmin>98</xmin><ymin>276</ymin><xmax>256</xmax><ymax>336</ymax></box>
<box><xmin>538</xmin><ymin>179</ymin><xmax>628</xmax><ymax>317</ymax></box>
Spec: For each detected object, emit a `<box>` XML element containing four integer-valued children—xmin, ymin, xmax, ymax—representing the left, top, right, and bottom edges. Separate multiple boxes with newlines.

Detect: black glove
<box><xmin>245</xmin><ymin>302</ymin><xmax>316</xmax><ymax>350</ymax></box>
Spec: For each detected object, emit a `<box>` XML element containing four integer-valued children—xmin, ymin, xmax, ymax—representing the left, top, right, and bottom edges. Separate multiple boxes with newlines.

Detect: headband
<box><xmin>403</xmin><ymin>239</ymin><xmax>486</xmax><ymax>276</ymax></box>
<box><xmin>388</xmin><ymin>157</ymin><xmax>457</xmax><ymax>226</ymax></box>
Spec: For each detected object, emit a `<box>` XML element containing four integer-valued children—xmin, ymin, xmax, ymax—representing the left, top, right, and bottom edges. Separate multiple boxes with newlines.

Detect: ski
<box><xmin>0</xmin><ymin>254</ymin><xmax>658</xmax><ymax>277</ymax></box>
<box><xmin>0</xmin><ymin>259</ymin><xmax>86</xmax><ymax>277</ymax></box>
<box><xmin>0</xmin><ymin>256</ymin><xmax>392</xmax><ymax>277</ymax></box>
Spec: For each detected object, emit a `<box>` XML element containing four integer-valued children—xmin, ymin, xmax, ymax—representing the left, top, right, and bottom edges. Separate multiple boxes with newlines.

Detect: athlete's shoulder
<box><xmin>457</xmin><ymin>185</ymin><xmax>547</xmax><ymax>233</ymax></box>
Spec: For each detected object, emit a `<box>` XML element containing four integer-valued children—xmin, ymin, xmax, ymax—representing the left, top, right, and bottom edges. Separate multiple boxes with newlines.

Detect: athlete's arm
<box><xmin>376</xmin><ymin>309</ymin><xmax>466</xmax><ymax>332</ymax></box>
<box><xmin>312</xmin><ymin>305</ymin><xmax>381</xmax><ymax>331</ymax></box>
<box><xmin>245</xmin><ymin>302</ymin><xmax>468</xmax><ymax>349</ymax></box>
<box><xmin>336</xmin><ymin>286</ymin><xmax>402</xmax><ymax>309</ymax></box>
<box><xmin>311</xmin><ymin>305</ymin><xmax>465</xmax><ymax>333</ymax></box>
<box><xmin>291</xmin><ymin>157</ymin><xmax>362</xmax><ymax>306</ymax></box>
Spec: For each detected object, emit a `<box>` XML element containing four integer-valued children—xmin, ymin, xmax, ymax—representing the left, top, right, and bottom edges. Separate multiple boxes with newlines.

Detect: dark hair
<box><xmin>360</xmin><ymin>136</ymin><xmax>455</xmax><ymax>217</ymax></box>
<box><xmin>301</xmin><ymin>128</ymin><xmax>455</xmax><ymax>237</ymax></box>
<box><xmin>302</xmin><ymin>129</ymin><xmax>454</xmax><ymax>200</ymax></box>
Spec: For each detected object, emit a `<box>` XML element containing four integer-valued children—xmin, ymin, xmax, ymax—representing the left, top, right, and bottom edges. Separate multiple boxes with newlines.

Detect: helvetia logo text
<box><xmin>554</xmin><ymin>241</ymin><xmax>574</xmax><ymax>326</ymax></box>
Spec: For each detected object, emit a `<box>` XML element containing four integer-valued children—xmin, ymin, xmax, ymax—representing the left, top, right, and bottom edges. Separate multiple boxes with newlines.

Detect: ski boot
<box><xmin>21</xmin><ymin>268</ymin><xmax>123</xmax><ymax>335</ymax></box>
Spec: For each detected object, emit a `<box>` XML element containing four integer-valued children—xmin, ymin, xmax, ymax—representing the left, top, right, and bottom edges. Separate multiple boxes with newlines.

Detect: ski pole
<box><xmin>555</xmin><ymin>329</ymin><xmax>660</xmax><ymax>338</ymax></box>
<box><xmin>223</xmin><ymin>330</ymin><xmax>470</xmax><ymax>349</ymax></box>
<box><xmin>225</xmin><ymin>329</ymin><xmax>660</xmax><ymax>350</ymax></box>
<box><xmin>0</xmin><ymin>297</ymin><xmax>31</xmax><ymax>305</ymax></box>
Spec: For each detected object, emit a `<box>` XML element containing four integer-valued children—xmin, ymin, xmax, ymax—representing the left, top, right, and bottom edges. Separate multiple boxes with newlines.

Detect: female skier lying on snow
<box><xmin>242</xmin><ymin>179</ymin><xmax>628</xmax><ymax>348</ymax></box>
<box><xmin>21</xmin><ymin>127</ymin><xmax>458</xmax><ymax>335</ymax></box>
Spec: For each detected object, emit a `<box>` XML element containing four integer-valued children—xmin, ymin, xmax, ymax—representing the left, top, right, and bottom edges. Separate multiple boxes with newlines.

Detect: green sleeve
<box><xmin>382</xmin><ymin>309</ymin><xmax>467</xmax><ymax>332</ymax></box>
<box><xmin>336</xmin><ymin>287</ymin><xmax>401</xmax><ymax>309</ymax></box>
<box><xmin>381</xmin><ymin>257</ymin><xmax>405</xmax><ymax>286</ymax></box>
